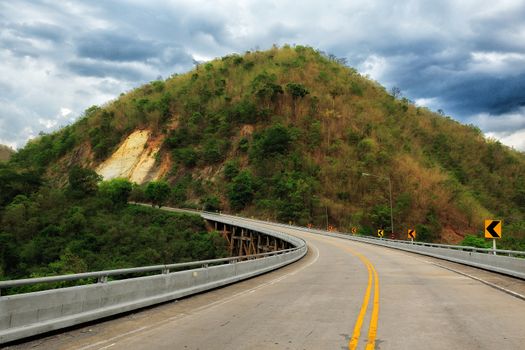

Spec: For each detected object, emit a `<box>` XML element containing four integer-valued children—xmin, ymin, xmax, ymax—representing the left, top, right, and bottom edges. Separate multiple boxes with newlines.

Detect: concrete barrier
<box><xmin>0</xmin><ymin>216</ymin><xmax>307</xmax><ymax>344</ymax></box>
<box><xmin>345</xmin><ymin>235</ymin><xmax>525</xmax><ymax>279</ymax></box>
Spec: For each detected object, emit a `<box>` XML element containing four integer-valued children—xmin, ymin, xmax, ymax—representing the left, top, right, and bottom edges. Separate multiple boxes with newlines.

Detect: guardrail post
<box><xmin>97</xmin><ymin>275</ymin><xmax>108</xmax><ymax>283</ymax></box>
<box><xmin>202</xmin><ymin>263</ymin><xmax>209</xmax><ymax>268</ymax></box>
<box><xmin>162</xmin><ymin>268</ymin><xmax>169</xmax><ymax>274</ymax></box>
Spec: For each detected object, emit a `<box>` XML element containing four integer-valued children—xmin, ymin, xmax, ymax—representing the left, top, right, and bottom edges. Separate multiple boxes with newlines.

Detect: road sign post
<box><xmin>484</xmin><ymin>219</ymin><xmax>502</xmax><ymax>256</ymax></box>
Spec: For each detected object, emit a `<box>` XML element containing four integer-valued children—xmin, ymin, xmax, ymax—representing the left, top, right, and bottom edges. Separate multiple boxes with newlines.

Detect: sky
<box><xmin>1</xmin><ymin>0</ymin><xmax>525</xmax><ymax>151</ymax></box>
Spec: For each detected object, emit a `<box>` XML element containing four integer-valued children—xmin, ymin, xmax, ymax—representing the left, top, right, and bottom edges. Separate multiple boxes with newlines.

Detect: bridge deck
<box><xmin>7</xmin><ymin>219</ymin><xmax>525</xmax><ymax>350</ymax></box>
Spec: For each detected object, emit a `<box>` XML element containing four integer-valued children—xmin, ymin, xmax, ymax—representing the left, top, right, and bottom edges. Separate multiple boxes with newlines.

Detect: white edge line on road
<box><xmin>74</xmin><ymin>243</ymin><xmax>320</xmax><ymax>350</ymax></box>
<box><xmin>76</xmin><ymin>327</ymin><xmax>148</xmax><ymax>350</ymax></box>
<box><xmin>416</xmin><ymin>258</ymin><xmax>525</xmax><ymax>301</ymax></box>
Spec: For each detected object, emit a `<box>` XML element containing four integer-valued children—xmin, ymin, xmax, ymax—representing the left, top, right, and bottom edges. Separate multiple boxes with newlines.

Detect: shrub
<box><xmin>251</xmin><ymin>72</ymin><xmax>283</xmax><ymax>103</ymax></box>
<box><xmin>285</xmin><ymin>82</ymin><xmax>309</xmax><ymax>99</ymax></box>
<box><xmin>98</xmin><ymin>178</ymin><xmax>132</xmax><ymax>207</ymax></box>
<box><xmin>238</xmin><ymin>137</ymin><xmax>249</xmax><ymax>153</ymax></box>
<box><xmin>202</xmin><ymin>139</ymin><xmax>227</xmax><ymax>164</ymax></box>
<box><xmin>145</xmin><ymin>181</ymin><xmax>171</xmax><ymax>208</ymax></box>
<box><xmin>173</xmin><ymin>147</ymin><xmax>198</xmax><ymax>167</ymax></box>
<box><xmin>460</xmin><ymin>235</ymin><xmax>491</xmax><ymax>248</ymax></box>
<box><xmin>129</xmin><ymin>183</ymin><xmax>147</xmax><ymax>203</ymax></box>
<box><xmin>68</xmin><ymin>166</ymin><xmax>102</xmax><ymax>198</ymax></box>
<box><xmin>251</xmin><ymin>124</ymin><xmax>292</xmax><ymax>160</ymax></box>
<box><xmin>228</xmin><ymin>171</ymin><xmax>255</xmax><ymax>210</ymax></box>
<box><xmin>166</xmin><ymin>128</ymin><xmax>193</xmax><ymax>148</ymax></box>
<box><xmin>201</xmin><ymin>195</ymin><xmax>221</xmax><ymax>211</ymax></box>
<box><xmin>228</xmin><ymin>99</ymin><xmax>258</xmax><ymax>124</ymax></box>
<box><xmin>223</xmin><ymin>160</ymin><xmax>240</xmax><ymax>180</ymax></box>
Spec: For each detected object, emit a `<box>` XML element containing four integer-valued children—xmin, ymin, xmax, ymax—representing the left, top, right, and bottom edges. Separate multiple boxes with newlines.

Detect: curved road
<box><xmin>8</xmin><ymin>219</ymin><xmax>525</xmax><ymax>350</ymax></box>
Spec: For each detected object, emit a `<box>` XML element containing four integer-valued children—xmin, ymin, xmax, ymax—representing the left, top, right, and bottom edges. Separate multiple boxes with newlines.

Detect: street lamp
<box><xmin>362</xmin><ymin>172</ymin><xmax>394</xmax><ymax>236</ymax></box>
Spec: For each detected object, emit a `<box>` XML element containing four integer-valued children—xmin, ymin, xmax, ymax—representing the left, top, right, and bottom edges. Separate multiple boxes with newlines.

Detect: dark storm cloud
<box><xmin>436</xmin><ymin>74</ymin><xmax>525</xmax><ymax>116</ymax></box>
<box><xmin>385</xmin><ymin>50</ymin><xmax>525</xmax><ymax>117</ymax></box>
<box><xmin>342</xmin><ymin>10</ymin><xmax>525</xmax><ymax>121</ymax></box>
<box><xmin>76</xmin><ymin>32</ymin><xmax>157</xmax><ymax>62</ymax></box>
<box><xmin>67</xmin><ymin>60</ymin><xmax>147</xmax><ymax>80</ymax></box>
<box><xmin>154</xmin><ymin>46</ymin><xmax>194</xmax><ymax>69</ymax></box>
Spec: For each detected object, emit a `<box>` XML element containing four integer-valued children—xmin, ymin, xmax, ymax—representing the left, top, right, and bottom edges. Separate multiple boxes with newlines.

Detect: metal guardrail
<box><xmin>352</xmin><ymin>236</ymin><xmax>525</xmax><ymax>257</ymax></box>
<box><xmin>0</xmin><ymin>212</ymin><xmax>307</xmax><ymax>344</ymax></box>
<box><xmin>0</xmin><ymin>249</ymin><xmax>296</xmax><ymax>293</ymax></box>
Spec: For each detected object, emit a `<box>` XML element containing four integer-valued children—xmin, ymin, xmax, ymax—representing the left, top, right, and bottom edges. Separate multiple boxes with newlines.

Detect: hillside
<box><xmin>8</xmin><ymin>45</ymin><xmax>525</xmax><ymax>245</ymax></box>
<box><xmin>0</xmin><ymin>144</ymin><xmax>14</xmax><ymax>162</ymax></box>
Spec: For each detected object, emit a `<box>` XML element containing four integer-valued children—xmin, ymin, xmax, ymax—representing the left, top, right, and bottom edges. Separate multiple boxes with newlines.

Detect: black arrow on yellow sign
<box><xmin>408</xmin><ymin>229</ymin><xmax>415</xmax><ymax>239</ymax></box>
<box><xmin>485</xmin><ymin>220</ymin><xmax>502</xmax><ymax>238</ymax></box>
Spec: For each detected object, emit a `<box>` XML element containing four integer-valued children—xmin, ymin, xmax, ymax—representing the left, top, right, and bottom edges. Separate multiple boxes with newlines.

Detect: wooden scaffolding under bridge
<box><xmin>209</xmin><ymin>220</ymin><xmax>291</xmax><ymax>256</ymax></box>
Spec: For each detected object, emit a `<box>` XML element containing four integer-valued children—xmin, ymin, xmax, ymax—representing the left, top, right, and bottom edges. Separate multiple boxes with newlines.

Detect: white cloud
<box><xmin>358</xmin><ymin>55</ymin><xmax>388</xmax><ymax>81</ymax></box>
<box><xmin>469</xmin><ymin>51</ymin><xmax>525</xmax><ymax>74</ymax></box>
<box><xmin>60</xmin><ymin>107</ymin><xmax>72</xmax><ymax>117</ymax></box>
<box><xmin>415</xmin><ymin>97</ymin><xmax>440</xmax><ymax>109</ymax></box>
<box><xmin>468</xmin><ymin>107</ymin><xmax>525</xmax><ymax>150</ymax></box>
<box><xmin>486</xmin><ymin>129</ymin><xmax>525</xmax><ymax>151</ymax></box>
<box><xmin>38</xmin><ymin>118</ymin><xmax>57</xmax><ymax>129</ymax></box>
<box><xmin>468</xmin><ymin>107</ymin><xmax>525</xmax><ymax>133</ymax></box>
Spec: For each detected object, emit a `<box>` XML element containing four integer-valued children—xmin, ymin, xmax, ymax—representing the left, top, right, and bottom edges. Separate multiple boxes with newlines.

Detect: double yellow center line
<box><xmin>323</xmin><ymin>238</ymin><xmax>380</xmax><ymax>350</ymax></box>
<box><xmin>347</xmin><ymin>248</ymin><xmax>379</xmax><ymax>350</ymax></box>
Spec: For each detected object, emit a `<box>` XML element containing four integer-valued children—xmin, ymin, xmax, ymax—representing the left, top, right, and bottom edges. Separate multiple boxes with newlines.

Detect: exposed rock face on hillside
<box><xmin>96</xmin><ymin>129</ymin><xmax>166</xmax><ymax>184</ymax></box>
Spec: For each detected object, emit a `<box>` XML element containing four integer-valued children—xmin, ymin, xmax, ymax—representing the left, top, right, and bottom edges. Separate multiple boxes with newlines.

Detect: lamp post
<box><xmin>362</xmin><ymin>172</ymin><xmax>394</xmax><ymax>236</ymax></box>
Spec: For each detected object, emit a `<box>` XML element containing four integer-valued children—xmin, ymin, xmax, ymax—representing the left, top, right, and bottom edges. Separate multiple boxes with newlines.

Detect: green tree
<box><xmin>129</xmin><ymin>183</ymin><xmax>147</xmax><ymax>202</ymax></box>
<box><xmin>286</xmin><ymin>82</ymin><xmax>309</xmax><ymax>117</ymax></box>
<box><xmin>202</xmin><ymin>139</ymin><xmax>227</xmax><ymax>164</ymax></box>
<box><xmin>48</xmin><ymin>248</ymin><xmax>88</xmax><ymax>274</ymax></box>
<box><xmin>173</xmin><ymin>147</ymin><xmax>198</xmax><ymax>167</ymax></box>
<box><xmin>68</xmin><ymin>166</ymin><xmax>101</xmax><ymax>198</ymax></box>
<box><xmin>171</xmin><ymin>182</ymin><xmax>188</xmax><ymax>205</ymax></box>
<box><xmin>228</xmin><ymin>171</ymin><xmax>255</xmax><ymax>210</ymax></box>
<box><xmin>201</xmin><ymin>195</ymin><xmax>221</xmax><ymax>211</ymax></box>
<box><xmin>146</xmin><ymin>181</ymin><xmax>171</xmax><ymax>208</ymax></box>
<box><xmin>369</xmin><ymin>204</ymin><xmax>391</xmax><ymax>231</ymax></box>
<box><xmin>98</xmin><ymin>178</ymin><xmax>132</xmax><ymax>207</ymax></box>
<box><xmin>0</xmin><ymin>165</ymin><xmax>42</xmax><ymax>207</ymax></box>
<box><xmin>251</xmin><ymin>72</ymin><xmax>283</xmax><ymax>107</ymax></box>
<box><xmin>251</xmin><ymin>124</ymin><xmax>292</xmax><ymax>160</ymax></box>
<box><xmin>223</xmin><ymin>160</ymin><xmax>240</xmax><ymax>180</ymax></box>
<box><xmin>286</xmin><ymin>83</ymin><xmax>309</xmax><ymax>99</ymax></box>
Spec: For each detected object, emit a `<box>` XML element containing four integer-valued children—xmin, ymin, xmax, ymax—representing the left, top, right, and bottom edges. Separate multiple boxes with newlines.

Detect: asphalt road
<box><xmin>8</xmin><ymin>219</ymin><xmax>525</xmax><ymax>350</ymax></box>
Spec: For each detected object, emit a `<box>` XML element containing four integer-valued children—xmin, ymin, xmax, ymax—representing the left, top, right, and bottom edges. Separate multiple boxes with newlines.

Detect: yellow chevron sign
<box><xmin>484</xmin><ymin>220</ymin><xmax>502</xmax><ymax>239</ymax></box>
<box><xmin>408</xmin><ymin>229</ymin><xmax>416</xmax><ymax>240</ymax></box>
<box><xmin>377</xmin><ymin>229</ymin><xmax>384</xmax><ymax>238</ymax></box>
